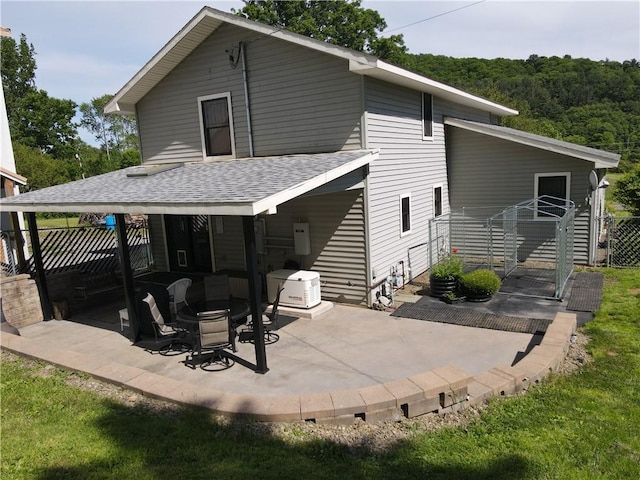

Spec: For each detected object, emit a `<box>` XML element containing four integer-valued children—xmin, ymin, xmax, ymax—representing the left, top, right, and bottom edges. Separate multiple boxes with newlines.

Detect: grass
<box><xmin>2</xmin><ymin>268</ymin><xmax>640</xmax><ymax>479</ymax></box>
<box><xmin>605</xmin><ymin>172</ymin><xmax>631</xmax><ymax>217</ymax></box>
<box><xmin>35</xmin><ymin>216</ymin><xmax>80</xmax><ymax>229</ymax></box>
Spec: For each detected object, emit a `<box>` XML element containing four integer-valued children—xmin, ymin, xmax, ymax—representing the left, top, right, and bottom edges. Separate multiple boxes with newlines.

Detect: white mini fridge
<box><xmin>266</xmin><ymin>269</ymin><xmax>321</xmax><ymax>309</ymax></box>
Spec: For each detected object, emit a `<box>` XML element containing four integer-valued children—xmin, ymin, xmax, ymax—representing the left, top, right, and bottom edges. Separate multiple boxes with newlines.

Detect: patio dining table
<box><xmin>177</xmin><ymin>298</ymin><xmax>251</xmax><ymax>329</ymax></box>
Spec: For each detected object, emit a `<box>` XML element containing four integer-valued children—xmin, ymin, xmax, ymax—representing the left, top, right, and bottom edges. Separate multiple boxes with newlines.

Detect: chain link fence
<box><xmin>597</xmin><ymin>215</ymin><xmax>640</xmax><ymax>268</ymax></box>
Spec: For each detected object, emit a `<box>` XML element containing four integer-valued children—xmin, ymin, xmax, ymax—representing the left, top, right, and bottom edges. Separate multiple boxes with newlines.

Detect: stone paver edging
<box><xmin>0</xmin><ymin>312</ymin><xmax>576</xmax><ymax>423</ymax></box>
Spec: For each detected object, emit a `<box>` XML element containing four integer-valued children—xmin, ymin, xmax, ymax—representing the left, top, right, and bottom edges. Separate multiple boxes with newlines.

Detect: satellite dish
<box><xmin>588</xmin><ymin>170</ymin><xmax>599</xmax><ymax>190</ymax></box>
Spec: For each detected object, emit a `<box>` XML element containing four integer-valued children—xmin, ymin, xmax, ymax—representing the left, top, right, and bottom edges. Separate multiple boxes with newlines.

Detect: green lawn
<box><xmin>2</xmin><ymin>268</ymin><xmax>639</xmax><ymax>479</ymax></box>
<box><xmin>35</xmin><ymin>216</ymin><xmax>80</xmax><ymax>229</ymax></box>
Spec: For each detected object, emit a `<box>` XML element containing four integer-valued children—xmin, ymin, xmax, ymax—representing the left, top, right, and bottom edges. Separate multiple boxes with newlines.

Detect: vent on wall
<box><xmin>127</xmin><ymin>163</ymin><xmax>183</xmax><ymax>177</ymax></box>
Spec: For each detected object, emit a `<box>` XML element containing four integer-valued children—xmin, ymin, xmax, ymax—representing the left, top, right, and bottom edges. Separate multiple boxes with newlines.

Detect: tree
<box><xmin>79</xmin><ymin>94</ymin><xmax>138</xmax><ymax>164</ymax></box>
<box><xmin>234</xmin><ymin>0</ymin><xmax>407</xmax><ymax>63</ymax></box>
<box><xmin>13</xmin><ymin>143</ymin><xmax>70</xmax><ymax>191</ymax></box>
<box><xmin>1</xmin><ymin>33</ymin><xmax>78</xmax><ymax>159</ymax></box>
<box><xmin>614</xmin><ymin>165</ymin><xmax>640</xmax><ymax>215</ymax></box>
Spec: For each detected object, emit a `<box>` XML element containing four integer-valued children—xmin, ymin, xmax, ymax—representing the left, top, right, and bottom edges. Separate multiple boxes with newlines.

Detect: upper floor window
<box><xmin>534</xmin><ymin>172</ymin><xmax>571</xmax><ymax>218</ymax></box>
<box><xmin>198</xmin><ymin>92</ymin><xmax>235</xmax><ymax>159</ymax></box>
<box><xmin>400</xmin><ymin>193</ymin><xmax>412</xmax><ymax>235</ymax></box>
<box><xmin>422</xmin><ymin>92</ymin><xmax>433</xmax><ymax>139</ymax></box>
<box><xmin>433</xmin><ymin>185</ymin><xmax>443</xmax><ymax>217</ymax></box>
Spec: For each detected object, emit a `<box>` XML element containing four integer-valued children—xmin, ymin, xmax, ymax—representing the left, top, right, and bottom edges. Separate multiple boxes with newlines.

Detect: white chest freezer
<box><xmin>266</xmin><ymin>269</ymin><xmax>321</xmax><ymax>309</ymax></box>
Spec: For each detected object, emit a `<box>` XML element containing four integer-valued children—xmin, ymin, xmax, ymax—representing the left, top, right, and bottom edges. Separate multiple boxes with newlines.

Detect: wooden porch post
<box><xmin>25</xmin><ymin>212</ymin><xmax>53</xmax><ymax>320</ymax></box>
<box><xmin>115</xmin><ymin>214</ymin><xmax>137</xmax><ymax>342</ymax></box>
<box><xmin>243</xmin><ymin>215</ymin><xmax>268</xmax><ymax>373</ymax></box>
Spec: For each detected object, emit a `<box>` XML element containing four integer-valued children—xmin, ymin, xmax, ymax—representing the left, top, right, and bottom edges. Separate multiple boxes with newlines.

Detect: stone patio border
<box><xmin>1</xmin><ymin>311</ymin><xmax>576</xmax><ymax>424</ymax></box>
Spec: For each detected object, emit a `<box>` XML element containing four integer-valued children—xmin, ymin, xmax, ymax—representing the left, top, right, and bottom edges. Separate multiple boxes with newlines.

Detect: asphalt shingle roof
<box><xmin>1</xmin><ymin>150</ymin><xmax>377</xmax><ymax>215</ymax></box>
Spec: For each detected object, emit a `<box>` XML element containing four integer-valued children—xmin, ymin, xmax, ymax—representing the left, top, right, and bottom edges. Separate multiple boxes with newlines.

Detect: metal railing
<box><xmin>597</xmin><ymin>215</ymin><xmax>640</xmax><ymax>268</ymax></box>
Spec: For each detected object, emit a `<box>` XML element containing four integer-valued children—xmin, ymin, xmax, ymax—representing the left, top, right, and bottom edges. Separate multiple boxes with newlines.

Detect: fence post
<box><xmin>115</xmin><ymin>214</ymin><xmax>137</xmax><ymax>342</ymax></box>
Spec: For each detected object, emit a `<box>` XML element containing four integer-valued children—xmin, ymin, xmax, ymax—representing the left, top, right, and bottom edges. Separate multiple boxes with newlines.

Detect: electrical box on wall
<box><xmin>293</xmin><ymin>222</ymin><xmax>311</xmax><ymax>256</ymax></box>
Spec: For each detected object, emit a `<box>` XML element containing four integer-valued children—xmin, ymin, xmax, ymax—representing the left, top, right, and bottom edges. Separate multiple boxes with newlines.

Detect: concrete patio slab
<box><xmin>1</xmin><ymin>303</ymin><xmax>577</xmax><ymax>423</ymax></box>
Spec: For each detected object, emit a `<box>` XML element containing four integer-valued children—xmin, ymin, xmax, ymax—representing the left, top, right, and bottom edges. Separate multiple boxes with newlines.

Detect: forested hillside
<box><xmin>403</xmin><ymin>54</ymin><xmax>640</xmax><ymax>170</ymax></box>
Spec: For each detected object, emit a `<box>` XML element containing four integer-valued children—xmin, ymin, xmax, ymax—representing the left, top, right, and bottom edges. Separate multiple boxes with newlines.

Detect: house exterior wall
<box><xmin>211</xmin><ymin>216</ymin><xmax>246</xmax><ymax>271</ymax></box>
<box><xmin>446</xmin><ymin>127</ymin><xmax>593</xmax><ymax>264</ymax></box>
<box><xmin>363</xmin><ymin>77</ymin><xmax>492</xmax><ymax>290</ymax></box>
<box><xmin>136</xmin><ymin>23</ymin><xmax>363</xmax><ymax>163</ymax></box>
<box><xmin>261</xmin><ymin>189</ymin><xmax>367</xmax><ymax>305</ymax></box>
<box><xmin>147</xmin><ymin>214</ymin><xmax>169</xmax><ymax>272</ymax></box>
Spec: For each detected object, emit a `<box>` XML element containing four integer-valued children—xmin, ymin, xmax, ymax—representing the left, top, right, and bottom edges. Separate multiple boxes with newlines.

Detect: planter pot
<box><xmin>430</xmin><ymin>276</ymin><xmax>458</xmax><ymax>298</ymax></box>
<box><xmin>462</xmin><ymin>290</ymin><xmax>494</xmax><ymax>302</ymax></box>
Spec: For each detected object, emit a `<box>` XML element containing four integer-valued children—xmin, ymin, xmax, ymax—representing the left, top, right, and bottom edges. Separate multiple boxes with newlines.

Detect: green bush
<box><xmin>430</xmin><ymin>256</ymin><xmax>463</xmax><ymax>280</ymax></box>
<box><xmin>460</xmin><ymin>269</ymin><xmax>501</xmax><ymax>295</ymax></box>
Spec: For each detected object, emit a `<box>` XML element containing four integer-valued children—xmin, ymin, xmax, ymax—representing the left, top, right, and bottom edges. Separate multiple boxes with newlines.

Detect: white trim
<box><xmin>399</xmin><ymin>193</ymin><xmax>412</xmax><ymax>237</ymax></box>
<box><xmin>432</xmin><ymin>183</ymin><xmax>443</xmax><ymax>218</ymax></box>
<box><xmin>197</xmin><ymin>92</ymin><xmax>236</xmax><ymax>160</ymax></box>
<box><xmin>422</xmin><ymin>93</ymin><xmax>434</xmax><ymax>140</ymax></box>
<box><xmin>534</xmin><ymin>172</ymin><xmax>571</xmax><ymax>219</ymax></box>
<box><xmin>104</xmin><ymin>7</ymin><xmax>518</xmax><ymax>117</ymax></box>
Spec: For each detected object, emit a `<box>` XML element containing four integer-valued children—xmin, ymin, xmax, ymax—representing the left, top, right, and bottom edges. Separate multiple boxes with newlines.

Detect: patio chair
<box><xmin>140</xmin><ymin>292</ymin><xmax>189</xmax><ymax>354</ymax></box>
<box><xmin>239</xmin><ymin>285</ymin><xmax>283</xmax><ymax>345</ymax></box>
<box><xmin>204</xmin><ymin>274</ymin><xmax>230</xmax><ymax>303</ymax></box>
<box><xmin>166</xmin><ymin>278</ymin><xmax>192</xmax><ymax>314</ymax></box>
<box><xmin>185</xmin><ymin>309</ymin><xmax>235</xmax><ymax>370</ymax></box>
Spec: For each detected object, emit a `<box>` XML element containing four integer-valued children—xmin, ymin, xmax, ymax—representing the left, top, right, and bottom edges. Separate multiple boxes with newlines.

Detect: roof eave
<box><xmin>349</xmin><ymin>60</ymin><xmax>519</xmax><ymax>117</ymax></box>
<box><xmin>445</xmin><ymin>118</ymin><xmax>621</xmax><ymax>168</ymax></box>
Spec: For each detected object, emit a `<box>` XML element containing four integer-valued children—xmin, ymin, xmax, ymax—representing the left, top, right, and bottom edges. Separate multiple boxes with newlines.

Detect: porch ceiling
<box><xmin>445</xmin><ymin>118</ymin><xmax>620</xmax><ymax>168</ymax></box>
<box><xmin>0</xmin><ymin>150</ymin><xmax>378</xmax><ymax>215</ymax></box>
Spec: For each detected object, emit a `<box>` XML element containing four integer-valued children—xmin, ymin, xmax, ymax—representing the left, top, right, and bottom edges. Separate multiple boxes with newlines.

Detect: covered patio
<box><xmin>0</xmin><ymin>150</ymin><xmax>378</xmax><ymax>375</ymax></box>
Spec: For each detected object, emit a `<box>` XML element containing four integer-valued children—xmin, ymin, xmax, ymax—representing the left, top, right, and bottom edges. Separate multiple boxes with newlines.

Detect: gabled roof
<box><xmin>0</xmin><ymin>150</ymin><xmax>378</xmax><ymax>215</ymax></box>
<box><xmin>105</xmin><ymin>7</ymin><xmax>518</xmax><ymax>117</ymax></box>
<box><xmin>444</xmin><ymin>118</ymin><xmax>620</xmax><ymax>168</ymax></box>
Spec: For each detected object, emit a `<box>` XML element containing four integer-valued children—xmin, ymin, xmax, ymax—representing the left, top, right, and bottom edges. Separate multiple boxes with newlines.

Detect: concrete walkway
<box><xmin>1</xmin><ymin>303</ymin><xmax>576</xmax><ymax>423</ymax></box>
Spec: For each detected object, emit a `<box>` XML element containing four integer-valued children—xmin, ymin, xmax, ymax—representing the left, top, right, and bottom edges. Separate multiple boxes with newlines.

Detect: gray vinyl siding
<box><xmin>261</xmin><ymin>190</ymin><xmax>367</xmax><ymax>305</ymax></box>
<box><xmin>211</xmin><ymin>216</ymin><xmax>246</xmax><ymax>271</ymax></box>
<box><xmin>147</xmin><ymin>214</ymin><xmax>168</xmax><ymax>272</ymax></box>
<box><xmin>364</xmin><ymin>77</ymin><xmax>493</xmax><ymax>284</ymax></box>
<box><xmin>137</xmin><ymin>23</ymin><xmax>362</xmax><ymax>163</ymax></box>
<box><xmin>447</xmin><ymin>127</ymin><xmax>593</xmax><ymax>263</ymax></box>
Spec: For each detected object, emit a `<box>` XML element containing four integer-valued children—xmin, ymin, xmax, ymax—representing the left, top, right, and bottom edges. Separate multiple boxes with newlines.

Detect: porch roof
<box><xmin>0</xmin><ymin>150</ymin><xmax>377</xmax><ymax>215</ymax></box>
<box><xmin>444</xmin><ymin>118</ymin><xmax>620</xmax><ymax>168</ymax></box>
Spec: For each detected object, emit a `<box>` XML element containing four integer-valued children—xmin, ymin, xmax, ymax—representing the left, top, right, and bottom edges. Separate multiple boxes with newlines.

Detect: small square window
<box><xmin>198</xmin><ymin>93</ymin><xmax>235</xmax><ymax>159</ymax></box>
<box><xmin>422</xmin><ymin>92</ymin><xmax>433</xmax><ymax>138</ymax></box>
<box><xmin>434</xmin><ymin>186</ymin><xmax>442</xmax><ymax>217</ymax></box>
<box><xmin>400</xmin><ymin>194</ymin><xmax>411</xmax><ymax>234</ymax></box>
<box><xmin>535</xmin><ymin>173</ymin><xmax>570</xmax><ymax>218</ymax></box>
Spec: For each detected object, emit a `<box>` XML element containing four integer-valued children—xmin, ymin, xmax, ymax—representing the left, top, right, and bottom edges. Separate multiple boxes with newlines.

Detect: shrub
<box><xmin>430</xmin><ymin>256</ymin><xmax>463</xmax><ymax>280</ymax></box>
<box><xmin>460</xmin><ymin>269</ymin><xmax>501</xmax><ymax>295</ymax></box>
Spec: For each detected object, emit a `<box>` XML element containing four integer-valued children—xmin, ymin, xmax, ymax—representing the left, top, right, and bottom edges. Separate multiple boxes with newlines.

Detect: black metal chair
<box><xmin>138</xmin><ymin>292</ymin><xmax>189</xmax><ymax>354</ymax></box>
<box><xmin>239</xmin><ymin>285</ymin><xmax>284</xmax><ymax>345</ymax></box>
<box><xmin>185</xmin><ymin>309</ymin><xmax>235</xmax><ymax>371</ymax></box>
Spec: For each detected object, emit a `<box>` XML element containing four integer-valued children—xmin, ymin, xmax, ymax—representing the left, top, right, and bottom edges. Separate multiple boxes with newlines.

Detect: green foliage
<box><xmin>402</xmin><ymin>54</ymin><xmax>640</xmax><ymax>166</ymax></box>
<box><xmin>460</xmin><ymin>269</ymin><xmax>501</xmax><ymax>295</ymax></box>
<box><xmin>79</xmin><ymin>94</ymin><xmax>138</xmax><ymax>156</ymax></box>
<box><xmin>613</xmin><ymin>165</ymin><xmax>640</xmax><ymax>215</ymax></box>
<box><xmin>235</xmin><ymin>0</ymin><xmax>407</xmax><ymax>63</ymax></box>
<box><xmin>1</xmin><ymin>34</ymin><xmax>78</xmax><ymax>159</ymax></box>
<box><xmin>430</xmin><ymin>256</ymin><xmax>464</xmax><ymax>280</ymax></box>
<box><xmin>13</xmin><ymin>143</ymin><xmax>70</xmax><ymax>190</ymax></box>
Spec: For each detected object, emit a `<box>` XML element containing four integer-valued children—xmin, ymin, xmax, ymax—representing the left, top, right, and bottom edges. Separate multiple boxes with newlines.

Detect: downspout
<box><xmin>240</xmin><ymin>41</ymin><xmax>254</xmax><ymax>157</ymax></box>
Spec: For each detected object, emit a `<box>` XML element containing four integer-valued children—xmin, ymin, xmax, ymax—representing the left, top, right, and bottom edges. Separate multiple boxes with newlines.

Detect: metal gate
<box><xmin>502</xmin><ymin>204</ymin><xmax>518</xmax><ymax>278</ymax></box>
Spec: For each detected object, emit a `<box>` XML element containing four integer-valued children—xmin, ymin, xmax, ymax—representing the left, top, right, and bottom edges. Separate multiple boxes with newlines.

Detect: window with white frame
<box><xmin>433</xmin><ymin>185</ymin><xmax>443</xmax><ymax>217</ymax></box>
<box><xmin>400</xmin><ymin>194</ymin><xmax>412</xmax><ymax>235</ymax></box>
<box><xmin>198</xmin><ymin>93</ymin><xmax>235</xmax><ymax>159</ymax></box>
<box><xmin>534</xmin><ymin>172</ymin><xmax>571</xmax><ymax>218</ymax></box>
<box><xmin>422</xmin><ymin>92</ymin><xmax>433</xmax><ymax>139</ymax></box>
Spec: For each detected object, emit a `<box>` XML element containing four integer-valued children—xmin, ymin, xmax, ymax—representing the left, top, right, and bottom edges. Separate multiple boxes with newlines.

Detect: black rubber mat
<box><xmin>566</xmin><ymin>272</ymin><xmax>604</xmax><ymax>312</ymax></box>
<box><xmin>391</xmin><ymin>302</ymin><xmax>551</xmax><ymax>334</ymax></box>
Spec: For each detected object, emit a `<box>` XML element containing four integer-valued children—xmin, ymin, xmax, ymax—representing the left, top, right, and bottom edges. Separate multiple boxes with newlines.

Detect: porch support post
<box><xmin>243</xmin><ymin>215</ymin><xmax>268</xmax><ymax>374</ymax></box>
<box><xmin>25</xmin><ymin>212</ymin><xmax>53</xmax><ymax>320</ymax></box>
<box><xmin>115</xmin><ymin>214</ymin><xmax>137</xmax><ymax>342</ymax></box>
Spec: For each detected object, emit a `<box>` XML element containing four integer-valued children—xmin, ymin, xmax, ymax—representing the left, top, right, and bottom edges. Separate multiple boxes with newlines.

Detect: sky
<box><xmin>1</xmin><ymin>0</ymin><xmax>639</xmax><ymax>145</ymax></box>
